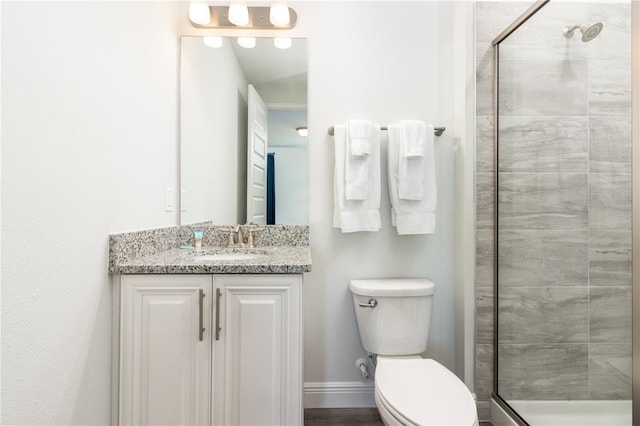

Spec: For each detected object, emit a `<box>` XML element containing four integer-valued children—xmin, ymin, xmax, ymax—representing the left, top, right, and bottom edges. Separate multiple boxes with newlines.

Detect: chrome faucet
<box><xmin>220</xmin><ymin>224</ymin><xmax>265</xmax><ymax>248</ymax></box>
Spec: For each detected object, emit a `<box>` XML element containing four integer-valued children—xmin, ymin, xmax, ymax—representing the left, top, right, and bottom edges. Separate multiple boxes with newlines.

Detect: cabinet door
<box><xmin>214</xmin><ymin>275</ymin><xmax>302</xmax><ymax>426</ymax></box>
<box><xmin>120</xmin><ymin>275</ymin><xmax>212</xmax><ymax>426</ymax></box>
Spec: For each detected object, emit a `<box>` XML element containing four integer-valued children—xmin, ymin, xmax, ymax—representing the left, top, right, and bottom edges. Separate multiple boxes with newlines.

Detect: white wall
<box><xmin>1</xmin><ymin>2</ymin><xmax>188</xmax><ymax>424</ymax></box>
<box><xmin>2</xmin><ymin>1</ymin><xmax>466</xmax><ymax>422</ymax></box>
<box><xmin>294</xmin><ymin>1</ymin><xmax>459</xmax><ymax>403</ymax></box>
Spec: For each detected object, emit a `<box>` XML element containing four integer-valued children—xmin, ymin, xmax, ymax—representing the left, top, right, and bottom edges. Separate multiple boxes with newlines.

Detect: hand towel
<box><xmin>349</xmin><ymin>119</ymin><xmax>372</xmax><ymax>156</ymax></box>
<box><xmin>334</xmin><ymin>123</ymin><xmax>382</xmax><ymax>233</ymax></box>
<box><xmin>388</xmin><ymin>123</ymin><xmax>437</xmax><ymax>234</ymax></box>
<box><xmin>345</xmin><ymin>120</ymin><xmax>373</xmax><ymax>200</ymax></box>
<box><xmin>398</xmin><ymin>121</ymin><xmax>433</xmax><ymax>200</ymax></box>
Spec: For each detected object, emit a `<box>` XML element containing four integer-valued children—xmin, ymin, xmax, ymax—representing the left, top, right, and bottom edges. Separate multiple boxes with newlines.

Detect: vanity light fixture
<box><xmin>238</xmin><ymin>37</ymin><xmax>256</xmax><ymax>48</ymax></box>
<box><xmin>274</xmin><ymin>37</ymin><xmax>292</xmax><ymax>49</ymax></box>
<box><xmin>228</xmin><ymin>0</ymin><xmax>249</xmax><ymax>26</ymax></box>
<box><xmin>270</xmin><ymin>1</ymin><xmax>290</xmax><ymax>27</ymax></box>
<box><xmin>296</xmin><ymin>127</ymin><xmax>308</xmax><ymax>137</ymax></box>
<box><xmin>189</xmin><ymin>2</ymin><xmax>211</xmax><ymax>25</ymax></box>
<box><xmin>187</xmin><ymin>5</ymin><xmax>297</xmax><ymax>30</ymax></box>
<box><xmin>203</xmin><ymin>36</ymin><xmax>223</xmax><ymax>48</ymax></box>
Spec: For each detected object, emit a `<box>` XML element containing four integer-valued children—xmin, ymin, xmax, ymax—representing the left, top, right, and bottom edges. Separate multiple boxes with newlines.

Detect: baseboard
<box><xmin>303</xmin><ymin>381</ymin><xmax>376</xmax><ymax>408</ymax></box>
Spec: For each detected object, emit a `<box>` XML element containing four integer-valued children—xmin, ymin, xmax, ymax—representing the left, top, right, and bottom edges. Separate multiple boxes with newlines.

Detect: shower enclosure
<box><xmin>491</xmin><ymin>1</ymin><xmax>638</xmax><ymax>424</ymax></box>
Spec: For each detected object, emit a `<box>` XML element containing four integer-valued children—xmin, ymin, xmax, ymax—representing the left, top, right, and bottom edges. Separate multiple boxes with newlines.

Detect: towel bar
<box><xmin>327</xmin><ymin>125</ymin><xmax>445</xmax><ymax>137</ymax></box>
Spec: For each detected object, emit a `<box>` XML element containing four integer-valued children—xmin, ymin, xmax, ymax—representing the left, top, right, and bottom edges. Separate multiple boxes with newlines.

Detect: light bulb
<box><xmin>203</xmin><ymin>36</ymin><xmax>223</xmax><ymax>48</ymax></box>
<box><xmin>189</xmin><ymin>2</ymin><xmax>210</xmax><ymax>25</ymax></box>
<box><xmin>270</xmin><ymin>1</ymin><xmax>290</xmax><ymax>27</ymax></box>
<box><xmin>296</xmin><ymin>127</ymin><xmax>308</xmax><ymax>137</ymax></box>
<box><xmin>228</xmin><ymin>1</ymin><xmax>249</xmax><ymax>26</ymax></box>
<box><xmin>237</xmin><ymin>37</ymin><xmax>256</xmax><ymax>48</ymax></box>
<box><xmin>274</xmin><ymin>37</ymin><xmax>292</xmax><ymax>49</ymax></box>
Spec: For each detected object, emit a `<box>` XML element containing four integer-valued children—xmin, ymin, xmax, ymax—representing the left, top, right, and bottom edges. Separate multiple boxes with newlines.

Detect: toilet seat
<box><xmin>375</xmin><ymin>357</ymin><xmax>479</xmax><ymax>426</ymax></box>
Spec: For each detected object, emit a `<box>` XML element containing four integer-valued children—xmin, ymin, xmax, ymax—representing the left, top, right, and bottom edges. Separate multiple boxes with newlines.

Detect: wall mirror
<box><xmin>180</xmin><ymin>36</ymin><xmax>308</xmax><ymax>225</ymax></box>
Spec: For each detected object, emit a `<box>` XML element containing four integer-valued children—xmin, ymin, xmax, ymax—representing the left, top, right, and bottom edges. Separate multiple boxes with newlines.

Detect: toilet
<box><xmin>350</xmin><ymin>279</ymin><xmax>479</xmax><ymax>426</ymax></box>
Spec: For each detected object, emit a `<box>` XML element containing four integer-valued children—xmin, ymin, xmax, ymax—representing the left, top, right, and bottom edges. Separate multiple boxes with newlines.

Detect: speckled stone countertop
<box><xmin>109</xmin><ymin>225</ymin><xmax>311</xmax><ymax>274</ymax></box>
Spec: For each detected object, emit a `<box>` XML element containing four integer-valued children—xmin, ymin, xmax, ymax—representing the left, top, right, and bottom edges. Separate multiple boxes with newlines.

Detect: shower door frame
<box><xmin>489</xmin><ymin>0</ymin><xmax>640</xmax><ymax>424</ymax></box>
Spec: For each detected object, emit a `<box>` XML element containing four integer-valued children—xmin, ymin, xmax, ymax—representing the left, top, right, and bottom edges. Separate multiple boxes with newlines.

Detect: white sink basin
<box><xmin>193</xmin><ymin>253</ymin><xmax>259</xmax><ymax>261</ymax></box>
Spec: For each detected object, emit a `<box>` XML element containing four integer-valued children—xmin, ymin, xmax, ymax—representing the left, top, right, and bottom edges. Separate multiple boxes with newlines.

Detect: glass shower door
<box><xmin>494</xmin><ymin>2</ymin><xmax>633</xmax><ymax>424</ymax></box>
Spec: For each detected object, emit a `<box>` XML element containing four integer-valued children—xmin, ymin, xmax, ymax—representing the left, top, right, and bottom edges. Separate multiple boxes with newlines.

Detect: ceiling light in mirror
<box><xmin>203</xmin><ymin>36</ymin><xmax>223</xmax><ymax>48</ymax></box>
<box><xmin>189</xmin><ymin>2</ymin><xmax>211</xmax><ymax>25</ymax></box>
<box><xmin>229</xmin><ymin>1</ymin><xmax>249</xmax><ymax>26</ymax></box>
<box><xmin>274</xmin><ymin>37</ymin><xmax>292</xmax><ymax>49</ymax></box>
<box><xmin>270</xmin><ymin>1</ymin><xmax>290</xmax><ymax>26</ymax></box>
<box><xmin>238</xmin><ymin>37</ymin><xmax>256</xmax><ymax>48</ymax></box>
<box><xmin>296</xmin><ymin>127</ymin><xmax>308</xmax><ymax>137</ymax></box>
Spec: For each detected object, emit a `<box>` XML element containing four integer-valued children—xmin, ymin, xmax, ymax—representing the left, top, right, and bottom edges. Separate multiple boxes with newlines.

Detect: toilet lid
<box><xmin>375</xmin><ymin>358</ymin><xmax>478</xmax><ymax>426</ymax></box>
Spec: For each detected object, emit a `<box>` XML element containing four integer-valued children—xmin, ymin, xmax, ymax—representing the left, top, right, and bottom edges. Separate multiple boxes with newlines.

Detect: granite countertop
<box><xmin>111</xmin><ymin>245</ymin><xmax>312</xmax><ymax>274</ymax></box>
<box><xmin>109</xmin><ymin>224</ymin><xmax>312</xmax><ymax>275</ymax></box>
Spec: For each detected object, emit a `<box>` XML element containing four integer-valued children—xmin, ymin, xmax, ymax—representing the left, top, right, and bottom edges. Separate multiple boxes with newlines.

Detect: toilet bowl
<box><xmin>350</xmin><ymin>279</ymin><xmax>479</xmax><ymax>426</ymax></box>
<box><xmin>374</xmin><ymin>357</ymin><xmax>478</xmax><ymax>426</ymax></box>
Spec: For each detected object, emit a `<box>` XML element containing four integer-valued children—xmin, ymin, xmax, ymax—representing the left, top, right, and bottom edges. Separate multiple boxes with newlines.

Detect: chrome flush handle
<box><xmin>358</xmin><ymin>299</ymin><xmax>378</xmax><ymax>308</ymax></box>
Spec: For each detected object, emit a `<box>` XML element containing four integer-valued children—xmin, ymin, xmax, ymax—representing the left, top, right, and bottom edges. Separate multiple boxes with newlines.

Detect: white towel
<box><xmin>334</xmin><ymin>123</ymin><xmax>382</xmax><ymax>233</ymax></box>
<box><xmin>345</xmin><ymin>120</ymin><xmax>373</xmax><ymax>200</ymax></box>
<box><xmin>388</xmin><ymin>123</ymin><xmax>437</xmax><ymax>234</ymax></box>
<box><xmin>349</xmin><ymin>119</ymin><xmax>372</xmax><ymax>156</ymax></box>
<box><xmin>398</xmin><ymin>121</ymin><xmax>433</xmax><ymax>200</ymax></box>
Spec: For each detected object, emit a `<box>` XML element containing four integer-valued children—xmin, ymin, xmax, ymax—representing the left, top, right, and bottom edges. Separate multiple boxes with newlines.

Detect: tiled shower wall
<box><xmin>475</xmin><ymin>1</ymin><xmax>632</xmax><ymax>420</ymax></box>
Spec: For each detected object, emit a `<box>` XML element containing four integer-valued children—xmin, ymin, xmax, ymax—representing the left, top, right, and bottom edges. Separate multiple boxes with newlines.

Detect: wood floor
<box><xmin>304</xmin><ymin>408</ymin><xmax>493</xmax><ymax>425</ymax></box>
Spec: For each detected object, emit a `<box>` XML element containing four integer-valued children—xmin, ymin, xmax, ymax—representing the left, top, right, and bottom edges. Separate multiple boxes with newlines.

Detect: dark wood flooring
<box><xmin>304</xmin><ymin>408</ymin><xmax>493</xmax><ymax>425</ymax></box>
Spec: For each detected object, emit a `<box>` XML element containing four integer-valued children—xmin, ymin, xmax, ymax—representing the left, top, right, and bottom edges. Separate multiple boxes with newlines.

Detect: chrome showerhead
<box><xmin>563</xmin><ymin>22</ymin><xmax>604</xmax><ymax>42</ymax></box>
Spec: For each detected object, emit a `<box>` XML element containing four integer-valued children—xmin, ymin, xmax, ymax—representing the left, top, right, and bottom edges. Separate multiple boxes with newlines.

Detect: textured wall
<box><xmin>1</xmin><ymin>2</ymin><xmax>187</xmax><ymax>424</ymax></box>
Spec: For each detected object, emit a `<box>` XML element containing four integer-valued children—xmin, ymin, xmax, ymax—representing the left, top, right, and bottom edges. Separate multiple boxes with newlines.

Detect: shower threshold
<box><xmin>494</xmin><ymin>399</ymin><xmax>631</xmax><ymax>426</ymax></box>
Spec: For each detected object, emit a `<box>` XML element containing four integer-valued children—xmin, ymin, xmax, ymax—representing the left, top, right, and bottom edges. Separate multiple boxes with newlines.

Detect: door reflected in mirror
<box><xmin>180</xmin><ymin>36</ymin><xmax>308</xmax><ymax>225</ymax></box>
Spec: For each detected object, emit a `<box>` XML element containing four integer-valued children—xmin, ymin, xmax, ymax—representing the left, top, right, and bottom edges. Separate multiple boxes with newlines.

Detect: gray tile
<box><xmin>498</xmin><ymin>344</ymin><xmax>589</xmax><ymax>400</ymax></box>
<box><xmin>498</xmin><ymin>116</ymin><xmax>588</xmax><ymax>173</ymax></box>
<box><xmin>590</xmin><ymin>287</ymin><xmax>632</xmax><ymax>343</ymax></box>
<box><xmin>589</xmin><ymin>61</ymin><xmax>632</xmax><ymax>116</ymax></box>
<box><xmin>498</xmin><ymin>59</ymin><xmax>588</xmax><ymax>116</ymax></box>
<box><xmin>498</xmin><ymin>173</ymin><xmax>588</xmax><ymax>230</ymax></box>
<box><xmin>589</xmin><ymin>116</ymin><xmax>632</xmax><ymax>173</ymax></box>
<box><xmin>476</xmin><ymin>173</ymin><xmax>495</xmax><ymax>229</ymax></box>
<box><xmin>497</xmin><ymin>2</ymin><xmax>588</xmax><ymax>61</ymax></box>
<box><xmin>476</xmin><ymin>400</ymin><xmax>491</xmax><ymax>423</ymax></box>
<box><xmin>589</xmin><ymin>173</ymin><xmax>631</xmax><ymax>230</ymax></box>
<box><xmin>589</xmin><ymin>343</ymin><xmax>632</xmax><ymax>400</ymax></box>
<box><xmin>498</xmin><ymin>230</ymin><xmax>588</xmax><ymax>287</ymax></box>
<box><xmin>476</xmin><ymin>229</ymin><xmax>494</xmax><ymax>288</ymax></box>
<box><xmin>476</xmin><ymin>58</ymin><xmax>494</xmax><ymax>116</ymax></box>
<box><xmin>498</xmin><ymin>287</ymin><xmax>588</xmax><ymax>344</ymax></box>
<box><xmin>589</xmin><ymin>230</ymin><xmax>632</xmax><ymax>287</ymax></box>
<box><xmin>476</xmin><ymin>344</ymin><xmax>494</xmax><ymax>402</ymax></box>
<box><xmin>476</xmin><ymin>115</ymin><xmax>494</xmax><ymax>173</ymax></box>
<box><xmin>476</xmin><ymin>287</ymin><xmax>494</xmax><ymax>344</ymax></box>
<box><xmin>475</xmin><ymin>1</ymin><xmax>531</xmax><ymax>47</ymax></box>
<box><xmin>588</xmin><ymin>2</ymin><xmax>632</xmax><ymax>61</ymax></box>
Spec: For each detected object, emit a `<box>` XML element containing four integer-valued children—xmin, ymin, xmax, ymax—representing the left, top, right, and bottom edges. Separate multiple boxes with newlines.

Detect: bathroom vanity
<box><xmin>109</xmin><ymin>225</ymin><xmax>312</xmax><ymax>426</ymax></box>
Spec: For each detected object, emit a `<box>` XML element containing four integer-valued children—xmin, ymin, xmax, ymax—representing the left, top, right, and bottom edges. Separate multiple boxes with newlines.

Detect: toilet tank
<box><xmin>350</xmin><ymin>279</ymin><xmax>435</xmax><ymax>356</ymax></box>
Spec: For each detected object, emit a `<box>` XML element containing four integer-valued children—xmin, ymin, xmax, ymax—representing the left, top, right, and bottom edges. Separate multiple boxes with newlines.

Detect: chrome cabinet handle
<box><xmin>215</xmin><ymin>288</ymin><xmax>222</xmax><ymax>341</ymax></box>
<box><xmin>359</xmin><ymin>299</ymin><xmax>378</xmax><ymax>308</ymax></box>
<box><xmin>198</xmin><ymin>289</ymin><xmax>205</xmax><ymax>342</ymax></box>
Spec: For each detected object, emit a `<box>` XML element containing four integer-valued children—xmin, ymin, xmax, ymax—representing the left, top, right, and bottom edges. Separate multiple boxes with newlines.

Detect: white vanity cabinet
<box><xmin>117</xmin><ymin>274</ymin><xmax>212</xmax><ymax>426</ymax></box>
<box><xmin>115</xmin><ymin>274</ymin><xmax>303</xmax><ymax>426</ymax></box>
<box><xmin>213</xmin><ymin>275</ymin><xmax>302</xmax><ymax>426</ymax></box>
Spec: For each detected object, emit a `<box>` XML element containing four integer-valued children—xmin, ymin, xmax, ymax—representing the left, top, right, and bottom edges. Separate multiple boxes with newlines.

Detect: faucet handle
<box><xmin>219</xmin><ymin>227</ymin><xmax>237</xmax><ymax>247</ymax></box>
<box><xmin>246</xmin><ymin>226</ymin><xmax>266</xmax><ymax>248</ymax></box>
